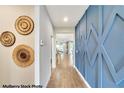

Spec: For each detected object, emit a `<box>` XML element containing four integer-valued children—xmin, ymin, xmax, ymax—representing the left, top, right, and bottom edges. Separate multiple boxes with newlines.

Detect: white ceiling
<box><xmin>46</xmin><ymin>5</ymin><xmax>88</xmax><ymax>27</ymax></box>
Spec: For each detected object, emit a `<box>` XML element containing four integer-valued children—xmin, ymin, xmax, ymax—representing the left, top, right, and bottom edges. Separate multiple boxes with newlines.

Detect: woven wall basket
<box><xmin>12</xmin><ymin>45</ymin><xmax>34</xmax><ymax>67</ymax></box>
<box><xmin>0</xmin><ymin>31</ymin><xmax>16</xmax><ymax>47</ymax></box>
<box><xmin>15</xmin><ymin>16</ymin><xmax>34</xmax><ymax>35</ymax></box>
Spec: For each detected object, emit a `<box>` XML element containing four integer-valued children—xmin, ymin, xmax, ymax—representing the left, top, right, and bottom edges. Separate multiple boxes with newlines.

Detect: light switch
<box><xmin>40</xmin><ymin>40</ymin><xmax>44</xmax><ymax>46</ymax></box>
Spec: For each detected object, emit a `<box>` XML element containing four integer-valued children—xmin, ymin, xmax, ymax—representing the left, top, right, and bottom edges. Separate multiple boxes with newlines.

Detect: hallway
<box><xmin>47</xmin><ymin>53</ymin><xmax>88</xmax><ymax>88</ymax></box>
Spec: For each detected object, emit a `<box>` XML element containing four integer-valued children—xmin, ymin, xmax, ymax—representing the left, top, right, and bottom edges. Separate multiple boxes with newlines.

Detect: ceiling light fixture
<box><xmin>63</xmin><ymin>17</ymin><xmax>68</xmax><ymax>22</ymax></box>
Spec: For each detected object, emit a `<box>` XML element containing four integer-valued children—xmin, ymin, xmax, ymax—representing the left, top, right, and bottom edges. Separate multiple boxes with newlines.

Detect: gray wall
<box><xmin>39</xmin><ymin>6</ymin><xmax>54</xmax><ymax>87</ymax></box>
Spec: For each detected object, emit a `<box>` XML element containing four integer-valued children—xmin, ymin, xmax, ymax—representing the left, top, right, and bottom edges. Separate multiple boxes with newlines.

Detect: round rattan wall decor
<box><xmin>12</xmin><ymin>45</ymin><xmax>34</xmax><ymax>67</ymax></box>
<box><xmin>15</xmin><ymin>16</ymin><xmax>34</xmax><ymax>35</ymax></box>
<box><xmin>0</xmin><ymin>31</ymin><xmax>16</xmax><ymax>47</ymax></box>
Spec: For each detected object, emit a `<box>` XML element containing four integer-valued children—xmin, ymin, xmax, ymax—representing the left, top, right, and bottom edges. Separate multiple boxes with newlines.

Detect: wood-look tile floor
<box><xmin>47</xmin><ymin>53</ymin><xmax>88</xmax><ymax>88</ymax></box>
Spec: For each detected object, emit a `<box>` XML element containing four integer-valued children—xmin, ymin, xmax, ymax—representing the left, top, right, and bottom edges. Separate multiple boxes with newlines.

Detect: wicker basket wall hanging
<box><xmin>15</xmin><ymin>16</ymin><xmax>34</xmax><ymax>35</ymax></box>
<box><xmin>0</xmin><ymin>31</ymin><xmax>16</xmax><ymax>47</ymax></box>
<box><xmin>12</xmin><ymin>44</ymin><xmax>34</xmax><ymax>67</ymax></box>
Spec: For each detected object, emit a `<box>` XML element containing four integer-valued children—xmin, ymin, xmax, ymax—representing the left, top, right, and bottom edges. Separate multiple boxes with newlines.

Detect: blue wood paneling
<box><xmin>75</xmin><ymin>21</ymin><xmax>81</xmax><ymax>70</ymax></box>
<box><xmin>75</xmin><ymin>5</ymin><xmax>124</xmax><ymax>88</ymax></box>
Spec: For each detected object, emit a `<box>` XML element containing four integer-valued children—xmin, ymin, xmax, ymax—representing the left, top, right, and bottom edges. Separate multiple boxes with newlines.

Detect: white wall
<box><xmin>56</xmin><ymin>34</ymin><xmax>74</xmax><ymax>42</ymax></box>
<box><xmin>55</xmin><ymin>27</ymin><xmax>75</xmax><ymax>34</ymax></box>
<box><xmin>34</xmin><ymin>6</ymin><xmax>40</xmax><ymax>85</ymax></box>
<box><xmin>39</xmin><ymin>6</ymin><xmax>55</xmax><ymax>87</ymax></box>
<box><xmin>51</xmin><ymin>29</ymin><xmax>56</xmax><ymax>68</ymax></box>
<box><xmin>0</xmin><ymin>6</ymin><xmax>35</xmax><ymax>87</ymax></box>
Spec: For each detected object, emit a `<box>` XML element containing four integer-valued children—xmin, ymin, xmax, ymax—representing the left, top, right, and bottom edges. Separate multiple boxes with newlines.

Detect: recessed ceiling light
<box><xmin>63</xmin><ymin>17</ymin><xmax>68</xmax><ymax>22</ymax></box>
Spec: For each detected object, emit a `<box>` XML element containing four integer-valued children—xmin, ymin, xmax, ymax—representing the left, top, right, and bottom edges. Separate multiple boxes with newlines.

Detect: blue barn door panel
<box><xmin>102</xmin><ymin>5</ymin><xmax>124</xmax><ymax>87</ymax></box>
<box><xmin>75</xmin><ymin>26</ymin><xmax>79</xmax><ymax>69</ymax></box>
<box><xmin>86</xmin><ymin>5</ymin><xmax>100</xmax><ymax>88</ymax></box>
<box><xmin>75</xmin><ymin>5</ymin><xmax>124</xmax><ymax>88</ymax></box>
<box><xmin>75</xmin><ymin>23</ymin><xmax>81</xmax><ymax>70</ymax></box>
<box><xmin>79</xmin><ymin>14</ymin><xmax>87</xmax><ymax>76</ymax></box>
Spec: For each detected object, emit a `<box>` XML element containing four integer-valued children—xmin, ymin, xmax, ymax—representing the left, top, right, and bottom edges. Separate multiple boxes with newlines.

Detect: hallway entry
<box><xmin>47</xmin><ymin>53</ymin><xmax>88</xmax><ymax>88</ymax></box>
<box><xmin>45</xmin><ymin>6</ymin><xmax>89</xmax><ymax>88</ymax></box>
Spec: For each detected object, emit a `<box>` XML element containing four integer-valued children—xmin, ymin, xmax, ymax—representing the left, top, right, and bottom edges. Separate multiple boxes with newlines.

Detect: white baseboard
<box><xmin>74</xmin><ymin>66</ymin><xmax>91</xmax><ymax>88</ymax></box>
<box><xmin>43</xmin><ymin>78</ymin><xmax>50</xmax><ymax>88</ymax></box>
